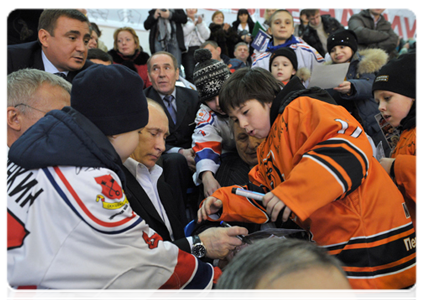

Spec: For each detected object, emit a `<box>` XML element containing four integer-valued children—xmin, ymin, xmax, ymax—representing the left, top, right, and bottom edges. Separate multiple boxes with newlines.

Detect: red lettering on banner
<box><xmin>404</xmin><ymin>17</ymin><xmax>416</xmax><ymax>38</ymax></box>
<box><xmin>391</xmin><ymin>16</ymin><xmax>403</xmax><ymax>37</ymax></box>
<box><xmin>341</xmin><ymin>9</ymin><xmax>355</xmax><ymax>26</ymax></box>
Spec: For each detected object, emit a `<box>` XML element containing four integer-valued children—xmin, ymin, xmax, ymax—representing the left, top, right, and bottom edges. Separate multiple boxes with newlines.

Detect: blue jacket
<box><xmin>8</xmin><ymin>106</ymin><xmax>127</xmax><ymax>187</ymax></box>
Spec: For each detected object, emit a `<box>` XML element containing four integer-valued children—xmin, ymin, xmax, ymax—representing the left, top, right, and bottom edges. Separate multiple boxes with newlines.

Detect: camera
<box><xmin>194</xmin><ymin>13</ymin><xmax>204</xmax><ymax>19</ymax></box>
<box><xmin>161</xmin><ymin>9</ymin><xmax>167</xmax><ymax>12</ymax></box>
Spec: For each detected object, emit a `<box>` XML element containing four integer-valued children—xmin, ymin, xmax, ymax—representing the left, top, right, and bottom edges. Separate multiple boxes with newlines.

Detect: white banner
<box><xmin>87</xmin><ymin>8</ymin><xmax>416</xmax><ymax>40</ymax></box>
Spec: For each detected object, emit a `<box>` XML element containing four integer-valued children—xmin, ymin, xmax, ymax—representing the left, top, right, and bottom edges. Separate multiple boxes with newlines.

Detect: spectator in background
<box><xmin>373</xmin><ymin>52</ymin><xmax>416</xmax><ymax>228</ymax></box>
<box><xmin>144</xmin><ymin>9</ymin><xmax>187</xmax><ymax>68</ymax></box>
<box><xmin>348</xmin><ymin>9</ymin><xmax>399</xmax><ymax>60</ymax></box>
<box><xmin>228</xmin><ymin>42</ymin><xmax>250</xmax><ymax>72</ymax></box>
<box><xmin>252</xmin><ymin>9</ymin><xmax>324</xmax><ymax>87</ymax></box>
<box><xmin>216</xmin><ymin>238</ymin><xmax>351</xmax><ymax>289</ymax></box>
<box><xmin>88</xmin><ymin>22</ymin><xmax>108</xmax><ymax>52</ymax></box>
<box><xmin>200</xmin><ymin>40</ymin><xmax>231</xmax><ymax>65</ymax></box>
<box><xmin>324</xmin><ymin>29</ymin><xmax>390</xmax><ymax>157</ymax></box>
<box><xmin>88</xmin><ymin>23</ymin><xmax>99</xmax><ymax>49</ymax></box>
<box><xmin>7</xmin><ymin>68</ymin><xmax>71</xmax><ymax>148</ymax></box>
<box><xmin>182</xmin><ymin>8</ymin><xmax>211</xmax><ymax>83</ymax></box>
<box><xmin>8</xmin><ymin>9</ymin><xmax>93</xmax><ymax>83</ymax></box>
<box><xmin>108</xmin><ymin>27</ymin><xmax>152</xmax><ymax>88</ymax></box>
<box><xmin>301</xmin><ymin>9</ymin><xmax>344</xmax><ymax>57</ymax></box>
<box><xmin>262</xmin><ymin>9</ymin><xmax>277</xmax><ymax>34</ymax></box>
<box><xmin>294</xmin><ymin>10</ymin><xmax>308</xmax><ymax>38</ymax></box>
<box><xmin>232</xmin><ymin>9</ymin><xmax>255</xmax><ymax>58</ymax></box>
<box><xmin>87</xmin><ymin>48</ymin><xmax>113</xmax><ymax>65</ymax></box>
<box><xmin>208</xmin><ymin>10</ymin><xmax>240</xmax><ymax>59</ymax></box>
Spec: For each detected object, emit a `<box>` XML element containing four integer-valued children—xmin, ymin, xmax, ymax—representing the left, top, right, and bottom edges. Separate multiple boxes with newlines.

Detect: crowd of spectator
<box><xmin>7</xmin><ymin>8</ymin><xmax>415</xmax><ymax>291</ymax></box>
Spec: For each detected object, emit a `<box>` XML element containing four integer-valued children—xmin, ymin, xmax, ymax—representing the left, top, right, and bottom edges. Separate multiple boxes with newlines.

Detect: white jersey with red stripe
<box><xmin>7</xmin><ymin>163</ymin><xmax>218</xmax><ymax>289</ymax></box>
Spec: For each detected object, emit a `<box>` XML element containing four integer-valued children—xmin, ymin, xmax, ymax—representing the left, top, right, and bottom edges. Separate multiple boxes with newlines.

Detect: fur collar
<box><xmin>324</xmin><ymin>48</ymin><xmax>388</xmax><ymax>75</ymax></box>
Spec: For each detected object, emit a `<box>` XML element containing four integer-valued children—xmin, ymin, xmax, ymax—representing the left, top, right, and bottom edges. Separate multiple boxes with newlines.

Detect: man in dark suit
<box><xmin>144</xmin><ymin>51</ymin><xmax>200</xmax><ymax>212</ymax></box>
<box><xmin>8</xmin><ymin>9</ymin><xmax>93</xmax><ymax>82</ymax></box>
<box><xmin>123</xmin><ymin>100</ymin><xmax>247</xmax><ymax>258</ymax></box>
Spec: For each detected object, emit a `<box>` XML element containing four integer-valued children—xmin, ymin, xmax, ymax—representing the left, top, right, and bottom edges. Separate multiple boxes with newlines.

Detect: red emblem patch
<box><xmin>94</xmin><ymin>174</ymin><xmax>122</xmax><ymax>199</ymax></box>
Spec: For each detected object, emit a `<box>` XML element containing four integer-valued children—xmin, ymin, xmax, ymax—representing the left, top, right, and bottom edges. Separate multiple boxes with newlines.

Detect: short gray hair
<box><xmin>7</xmin><ymin>68</ymin><xmax>72</xmax><ymax>113</ymax></box>
<box><xmin>216</xmin><ymin>238</ymin><xmax>347</xmax><ymax>289</ymax></box>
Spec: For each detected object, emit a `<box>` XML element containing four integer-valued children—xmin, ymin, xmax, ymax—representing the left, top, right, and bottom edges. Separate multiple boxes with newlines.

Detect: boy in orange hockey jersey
<box><xmin>197</xmin><ymin>68</ymin><xmax>416</xmax><ymax>289</ymax></box>
<box><xmin>373</xmin><ymin>52</ymin><xmax>416</xmax><ymax>228</ymax></box>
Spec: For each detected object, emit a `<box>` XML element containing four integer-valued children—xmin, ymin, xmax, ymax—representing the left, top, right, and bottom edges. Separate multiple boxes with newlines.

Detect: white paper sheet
<box><xmin>308</xmin><ymin>63</ymin><xmax>350</xmax><ymax>89</ymax></box>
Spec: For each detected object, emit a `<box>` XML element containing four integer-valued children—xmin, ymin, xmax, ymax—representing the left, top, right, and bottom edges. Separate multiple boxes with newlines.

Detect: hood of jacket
<box><xmin>324</xmin><ymin>48</ymin><xmax>388</xmax><ymax>75</ymax></box>
<box><xmin>266</xmin><ymin>35</ymin><xmax>299</xmax><ymax>53</ymax></box>
<box><xmin>8</xmin><ymin>106</ymin><xmax>127</xmax><ymax>187</ymax></box>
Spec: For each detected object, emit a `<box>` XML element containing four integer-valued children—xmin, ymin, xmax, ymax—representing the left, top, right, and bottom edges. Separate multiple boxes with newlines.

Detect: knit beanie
<box><xmin>372</xmin><ymin>52</ymin><xmax>416</xmax><ymax>99</ymax></box>
<box><xmin>372</xmin><ymin>53</ymin><xmax>420</xmax><ymax>129</ymax></box>
<box><xmin>327</xmin><ymin>29</ymin><xmax>358</xmax><ymax>54</ymax></box>
<box><xmin>71</xmin><ymin>64</ymin><xmax>148</xmax><ymax>136</ymax></box>
<box><xmin>269</xmin><ymin>47</ymin><xmax>298</xmax><ymax>71</ymax></box>
<box><xmin>193</xmin><ymin>48</ymin><xmax>230</xmax><ymax>102</ymax></box>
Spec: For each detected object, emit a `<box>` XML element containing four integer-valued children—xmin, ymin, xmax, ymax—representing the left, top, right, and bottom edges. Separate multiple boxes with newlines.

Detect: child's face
<box><xmin>330</xmin><ymin>45</ymin><xmax>353</xmax><ymax>64</ymax></box>
<box><xmin>229</xmin><ymin>99</ymin><xmax>272</xmax><ymax>139</ymax></box>
<box><xmin>205</xmin><ymin>96</ymin><xmax>226</xmax><ymax>115</ymax></box>
<box><xmin>270</xmin><ymin>56</ymin><xmax>296</xmax><ymax>83</ymax></box>
<box><xmin>269</xmin><ymin>11</ymin><xmax>294</xmax><ymax>43</ymax></box>
<box><xmin>374</xmin><ymin>90</ymin><xmax>414</xmax><ymax>127</ymax></box>
<box><xmin>109</xmin><ymin>129</ymin><xmax>142</xmax><ymax>163</ymax></box>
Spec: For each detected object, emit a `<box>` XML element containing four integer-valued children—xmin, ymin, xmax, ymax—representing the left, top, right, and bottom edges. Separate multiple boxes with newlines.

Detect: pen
<box><xmin>220</xmin><ymin>221</ymin><xmax>252</xmax><ymax>244</ymax></box>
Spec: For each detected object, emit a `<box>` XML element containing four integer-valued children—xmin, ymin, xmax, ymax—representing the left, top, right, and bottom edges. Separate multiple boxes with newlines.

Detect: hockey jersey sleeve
<box><xmin>7</xmin><ymin>164</ymin><xmax>219</xmax><ymax>289</ymax></box>
<box><xmin>394</xmin><ymin>154</ymin><xmax>416</xmax><ymax>203</ymax></box>
<box><xmin>192</xmin><ymin>105</ymin><xmax>223</xmax><ymax>184</ymax></box>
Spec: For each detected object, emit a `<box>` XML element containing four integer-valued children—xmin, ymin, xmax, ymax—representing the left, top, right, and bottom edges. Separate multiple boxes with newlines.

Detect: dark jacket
<box><xmin>143</xmin><ymin>9</ymin><xmax>187</xmax><ymax>54</ymax></box>
<box><xmin>208</xmin><ymin>23</ymin><xmax>240</xmax><ymax>58</ymax></box>
<box><xmin>9</xmin><ymin>107</ymin><xmax>127</xmax><ymax>187</ymax></box>
<box><xmin>302</xmin><ymin>15</ymin><xmax>344</xmax><ymax>57</ymax></box>
<box><xmin>348</xmin><ymin>9</ymin><xmax>399</xmax><ymax>58</ymax></box>
<box><xmin>7</xmin><ymin>41</ymin><xmax>94</xmax><ymax>83</ymax></box>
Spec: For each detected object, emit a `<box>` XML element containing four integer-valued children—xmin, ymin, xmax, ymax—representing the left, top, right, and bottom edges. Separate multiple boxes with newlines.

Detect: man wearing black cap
<box><xmin>8</xmin><ymin>9</ymin><xmax>94</xmax><ymax>83</ymax></box>
<box><xmin>7</xmin><ymin>64</ymin><xmax>220</xmax><ymax>289</ymax></box>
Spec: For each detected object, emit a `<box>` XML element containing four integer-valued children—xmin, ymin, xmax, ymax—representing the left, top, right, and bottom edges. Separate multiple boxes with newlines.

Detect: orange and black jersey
<box><xmin>205</xmin><ymin>78</ymin><xmax>416</xmax><ymax>289</ymax></box>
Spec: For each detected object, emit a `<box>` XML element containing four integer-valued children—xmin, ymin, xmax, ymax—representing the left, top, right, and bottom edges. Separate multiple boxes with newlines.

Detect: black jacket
<box><xmin>143</xmin><ymin>9</ymin><xmax>187</xmax><ymax>54</ymax></box>
<box><xmin>7</xmin><ymin>41</ymin><xmax>94</xmax><ymax>83</ymax></box>
<box><xmin>302</xmin><ymin>15</ymin><xmax>344</xmax><ymax>57</ymax></box>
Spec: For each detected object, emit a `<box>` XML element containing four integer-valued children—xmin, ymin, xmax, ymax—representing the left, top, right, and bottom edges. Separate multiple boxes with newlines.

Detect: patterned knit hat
<box><xmin>193</xmin><ymin>48</ymin><xmax>230</xmax><ymax>102</ymax></box>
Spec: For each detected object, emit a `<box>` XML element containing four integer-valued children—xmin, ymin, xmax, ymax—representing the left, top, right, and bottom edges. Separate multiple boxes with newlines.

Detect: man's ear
<box><xmin>7</xmin><ymin>107</ymin><xmax>22</xmax><ymax>131</ymax></box>
<box><xmin>38</xmin><ymin>29</ymin><xmax>50</xmax><ymax>48</ymax></box>
<box><xmin>175</xmin><ymin>67</ymin><xmax>180</xmax><ymax>80</ymax></box>
<box><xmin>217</xmin><ymin>47</ymin><xmax>222</xmax><ymax>56</ymax></box>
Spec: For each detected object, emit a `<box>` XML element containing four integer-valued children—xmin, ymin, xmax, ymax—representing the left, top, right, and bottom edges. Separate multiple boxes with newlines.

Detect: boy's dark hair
<box><xmin>87</xmin><ymin>48</ymin><xmax>113</xmax><ymax>64</ymax></box>
<box><xmin>38</xmin><ymin>9</ymin><xmax>89</xmax><ymax>36</ymax></box>
<box><xmin>302</xmin><ymin>9</ymin><xmax>320</xmax><ymax>18</ymax></box>
<box><xmin>268</xmin><ymin>9</ymin><xmax>293</xmax><ymax>25</ymax></box>
<box><xmin>219</xmin><ymin>68</ymin><xmax>282</xmax><ymax>114</ymax></box>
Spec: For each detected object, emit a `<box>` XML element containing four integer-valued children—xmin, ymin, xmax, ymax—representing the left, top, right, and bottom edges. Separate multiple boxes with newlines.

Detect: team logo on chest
<box><xmin>94</xmin><ymin>174</ymin><xmax>128</xmax><ymax>211</ymax></box>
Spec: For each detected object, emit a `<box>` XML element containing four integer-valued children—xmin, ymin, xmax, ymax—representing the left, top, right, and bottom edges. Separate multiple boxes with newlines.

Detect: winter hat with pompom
<box><xmin>192</xmin><ymin>48</ymin><xmax>230</xmax><ymax>103</ymax></box>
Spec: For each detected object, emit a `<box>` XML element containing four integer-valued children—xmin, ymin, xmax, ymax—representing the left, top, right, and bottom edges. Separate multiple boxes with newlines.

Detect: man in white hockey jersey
<box><xmin>7</xmin><ymin>64</ymin><xmax>243</xmax><ymax>289</ymax></box>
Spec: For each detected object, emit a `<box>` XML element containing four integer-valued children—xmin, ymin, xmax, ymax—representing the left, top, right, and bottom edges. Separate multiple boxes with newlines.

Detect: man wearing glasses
<box><xmin>7</xmin><ymin>68</ymin><xmax>71</xmax><ymax>148</ymax></box>
<box><xmin>301</xmin><ymin>9</ymin><xmax>344</xmax><ymax>57</ymax></box>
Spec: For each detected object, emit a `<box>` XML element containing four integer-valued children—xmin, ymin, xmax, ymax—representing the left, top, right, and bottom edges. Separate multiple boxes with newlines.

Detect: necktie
<box><xmin>54</xmin><ymin>72</ymin><xmax>67</xmax><ymax>80</ymax></box>
<box><xmin>163</xmin><ymin>95</ymin><xmax>177</xmax><ymax>124</ymax></box>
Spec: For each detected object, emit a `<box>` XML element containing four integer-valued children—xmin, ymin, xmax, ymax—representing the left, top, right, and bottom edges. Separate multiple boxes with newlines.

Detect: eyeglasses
<box><xmin>14</xmin><ymin>103</ymin><xmax>48</xmax><ymax>114</ymax></box>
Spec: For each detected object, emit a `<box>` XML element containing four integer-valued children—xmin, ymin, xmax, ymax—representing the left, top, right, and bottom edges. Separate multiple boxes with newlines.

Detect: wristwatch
<box><xmin>191</xmin><ymin>235</ymin><xmax>207</xmax><ymax>258</ymax></box>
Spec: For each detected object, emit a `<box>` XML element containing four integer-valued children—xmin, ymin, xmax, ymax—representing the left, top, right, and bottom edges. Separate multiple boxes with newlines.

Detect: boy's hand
<box><xmin>197</xmin><ymin>196</ymin><xmax>223</xmax><ymax>222</ymax></box>
<box><xmin>333</xmin><ymin>81</ymin><xmax>352</xmax><ymax>94</ymax></box>
<box><xmin>201</xmin><ymin>171</ymin><xmax>221</xmax><ymax>197</ymax></box>
<box><xmin>262</xmin><ymin>192</ymin><xmax>292</xmax><ymax>223</ymax></box>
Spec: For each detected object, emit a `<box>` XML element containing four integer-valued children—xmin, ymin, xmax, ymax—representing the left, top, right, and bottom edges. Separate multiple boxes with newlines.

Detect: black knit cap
<box><xmin>71</xmin><ymin>64</ymin><xmax>148</xmax><ymax>136</ymax></box>
<box><xmin>193</xmin><ymin>48</ymin><xmax>230</xmax><ymax>102</ymax></box>
<box><xmin>269</xmin><ymin>47</ymin><xmax>298</xmax><ymax>71</ymax></box>
<box><xmin>327</xmin><ymin>29</ymin><xmax>358</xmax><ymax>54</ymax></box>
<box><xmin>372</xmin><ymin>52</ymin><xmax>416</xmax><ymax>99</ymax></box>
